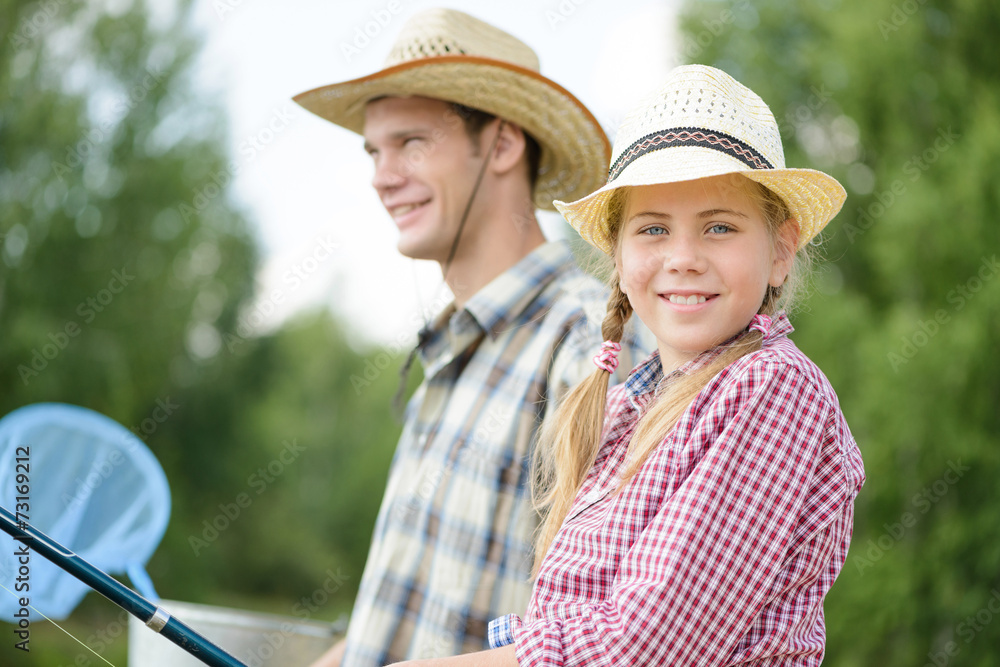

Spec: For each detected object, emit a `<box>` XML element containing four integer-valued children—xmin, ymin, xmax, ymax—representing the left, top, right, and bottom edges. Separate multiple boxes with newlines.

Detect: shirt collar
<box><xmin>463</xmin><ymin>241</ymin><xmax>575</xmax><ymax>339</ymax></box>
<box><xmin>623</xmin><ymin>311</ymin><xmax>794</xmax><ymax>412</ymax></box>
<box><xmin>418</xmin><ymin>241</ymin><xmax>576</xmax><ymax>369</ymax></box>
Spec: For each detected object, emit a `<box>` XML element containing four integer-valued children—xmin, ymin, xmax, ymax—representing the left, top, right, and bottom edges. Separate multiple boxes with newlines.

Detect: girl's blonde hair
<box><xmin>531</xmin><ymin>175</ymin><xmax>810</xmax><ymax>573</ymax></box>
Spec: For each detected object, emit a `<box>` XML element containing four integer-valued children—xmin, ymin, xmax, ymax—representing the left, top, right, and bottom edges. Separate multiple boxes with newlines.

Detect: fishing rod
<box><xmin>0</xmin><ymin>505</ymin><xmax>246</xmax><ymax>667</ymax></box>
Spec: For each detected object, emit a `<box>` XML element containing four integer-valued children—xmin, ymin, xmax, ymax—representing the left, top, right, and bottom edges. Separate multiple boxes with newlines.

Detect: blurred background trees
<box><xmin>0</xmin><ymin>1</ymin><xmax>406</xmax><ymax>664</ymax></box>
<box><xmin>1</xmin><ymin>0</ymin><xmax>998</xmax><ymax>665</ymax></box>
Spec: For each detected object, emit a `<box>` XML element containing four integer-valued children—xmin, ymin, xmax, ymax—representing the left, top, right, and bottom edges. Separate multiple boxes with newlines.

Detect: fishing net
<box><xmin>0</xmin><ymin>403</ymin><xmax>170</xmax><ymax>620</ymax></box>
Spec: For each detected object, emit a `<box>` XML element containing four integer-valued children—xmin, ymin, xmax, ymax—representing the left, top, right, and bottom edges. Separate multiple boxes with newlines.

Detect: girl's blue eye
<box><xmin>708</xmin><ymin>224</ymin><xmax>732</xmax><ymax>234</ymax></box>
<box><xmin>643</xmin><ymin>226</ymin><xmax>667</xmax><ymax>236</ymax></box>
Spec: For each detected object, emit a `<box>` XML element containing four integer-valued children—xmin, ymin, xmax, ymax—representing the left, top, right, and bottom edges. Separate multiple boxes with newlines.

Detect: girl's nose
<box><xmin>664</xmin><ymin>233</ymin><xmax>707</xmax><ymax>274</ymax></box>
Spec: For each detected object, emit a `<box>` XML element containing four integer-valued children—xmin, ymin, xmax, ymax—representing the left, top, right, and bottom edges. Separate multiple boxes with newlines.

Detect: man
<box><xmin>294</xmin><ymin>9</ymin><xmax>646</xmax><ymax>666</ymax></box>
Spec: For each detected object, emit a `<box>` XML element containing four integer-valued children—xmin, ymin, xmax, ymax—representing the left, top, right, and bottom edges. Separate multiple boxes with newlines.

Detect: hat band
<box><xmin>608</xmin><ymin>126</ymin><xmax>775</xmax><ymax>182</ymax></box>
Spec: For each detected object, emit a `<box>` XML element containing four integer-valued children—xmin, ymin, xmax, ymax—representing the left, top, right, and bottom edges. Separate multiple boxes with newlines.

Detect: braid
<box><xmin>532</xmin><ymin>189</ymin><xmax>637</xmax><ymax>573</ymax></box>
<box><xmin>532</xmin><ymin>273</ymin><xmax>634</xmax><ymax>573</ymax></box>
<box><xmin>601</xmin><ymin>279</ymin><xmax>633</xmax><ymax>346</ymax></box>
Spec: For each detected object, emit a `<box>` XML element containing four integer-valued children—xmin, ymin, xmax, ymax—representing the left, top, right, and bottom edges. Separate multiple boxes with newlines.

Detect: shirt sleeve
<box><xmin>489</xmin><ymin>613</ymin><xmax>524</xmax><ymax>648</ymax></box>
<box><xmin>516</xmin><ymin>361</ymin><xmax>840</xmax><ymax>666</ymax></box>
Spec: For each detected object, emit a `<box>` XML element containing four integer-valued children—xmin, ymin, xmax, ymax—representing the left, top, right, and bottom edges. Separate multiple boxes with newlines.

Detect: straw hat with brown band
<box><xmin>555</xmin><ymin>65</ymin><xmax>848</xmax><ymax>255</ymax></box>
<box><xmin>293</xmin><ymin>7</ymin><xmax>610</xmax><ymax>211</ymax></box>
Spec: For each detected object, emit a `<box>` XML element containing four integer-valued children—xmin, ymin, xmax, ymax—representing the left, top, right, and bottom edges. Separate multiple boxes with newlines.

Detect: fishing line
<box><xmin>0</xmin><ymin>580</ymin><xmax>116</xmax><ymax>666</ymax></box>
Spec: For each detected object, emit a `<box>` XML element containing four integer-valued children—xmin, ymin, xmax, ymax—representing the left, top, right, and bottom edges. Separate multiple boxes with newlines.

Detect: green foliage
<box><xmin>149</xmin><ymin>311</ymin><xmax>408</xmax><ymax>618</ymax></box>
<box><xmin>1</xmin><ymin>0</ymin><xmax>256</xmax><ymax>421</ymax></box>
<box><xmin>0</xmin><ymin>1</ymin><xmax>408</xmax><ymax>665</ymax></box>
<box><xmin>680</xmin><ymin>0</ymin><xmax>1000</xmax><ymax>663</ymax></box>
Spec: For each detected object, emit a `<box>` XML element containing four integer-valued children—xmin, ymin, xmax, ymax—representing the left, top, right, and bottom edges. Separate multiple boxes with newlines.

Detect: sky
<box><xmin>188</xmin><ymin>0</ymin><xmax>681</xmax><ymax>347</ymax></box>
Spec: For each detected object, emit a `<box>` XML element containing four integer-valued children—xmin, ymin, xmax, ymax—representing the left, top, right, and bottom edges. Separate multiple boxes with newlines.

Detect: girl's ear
<box><xmin>769</xmin><ymin>218</ymin><xmax>799</xmax><ymax>287</ymax></box>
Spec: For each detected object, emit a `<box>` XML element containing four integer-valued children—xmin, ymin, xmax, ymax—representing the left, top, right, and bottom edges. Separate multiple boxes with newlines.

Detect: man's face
<box><xmin>363</xmin><ymin>96</ymin><xmax>488</xmax><ymax>263</ymax></box>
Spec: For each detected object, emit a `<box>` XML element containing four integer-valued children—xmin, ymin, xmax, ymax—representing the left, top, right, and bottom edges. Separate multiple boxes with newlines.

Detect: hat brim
<box><xmin>293</xmin><ymin>55</ymin><xmax>610</xmax><ymax>211</ymax></box>
<box><xmin>554</xmin><ymin>146</ymin><xmax>846</xmax><ymax>253</ymax></box>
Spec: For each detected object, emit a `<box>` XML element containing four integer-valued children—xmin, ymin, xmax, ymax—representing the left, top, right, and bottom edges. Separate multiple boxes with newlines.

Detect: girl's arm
<box><xmin>394</xmin><ymin>645</ymin><xmax>517</xmax><ymax>666</ymax></box>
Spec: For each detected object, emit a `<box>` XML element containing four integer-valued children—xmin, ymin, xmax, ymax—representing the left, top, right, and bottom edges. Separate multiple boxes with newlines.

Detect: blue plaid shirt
<box><xmin>341</xmin><ymin>242</ymin><xmax>647</xmax><ymax>666</ymax></box>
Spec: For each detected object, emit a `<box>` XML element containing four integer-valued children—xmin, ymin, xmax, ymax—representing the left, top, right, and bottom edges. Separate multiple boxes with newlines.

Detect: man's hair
<box><xmin>449</xmin><ymin>103</ymin><xmax>542</xmax><ymax>194</ymax></box>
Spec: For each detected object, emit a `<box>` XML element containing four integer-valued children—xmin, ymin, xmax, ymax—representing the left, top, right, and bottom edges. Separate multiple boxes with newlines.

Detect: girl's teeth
<box><xmin>668</xmin><ymin>294</ymin><xmax>707</xmax><ymax>305</ymax></box>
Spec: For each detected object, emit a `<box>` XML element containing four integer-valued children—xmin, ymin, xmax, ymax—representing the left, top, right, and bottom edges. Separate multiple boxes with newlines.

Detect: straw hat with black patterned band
<box><xmin>554</xmin><ymin>64</ymin><xmax>847</xmax><ymax>254</ymax></box>
<box><xmin>293</xmin><ymin>8</ymin><xmax>610</xmax><ymax>211</ymax></box>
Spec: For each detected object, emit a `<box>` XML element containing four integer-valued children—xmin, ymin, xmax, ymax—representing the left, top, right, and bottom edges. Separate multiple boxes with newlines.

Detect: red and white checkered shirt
<box><xmin>491</xmin><ymin>313</ymin><xmax>865</xmax><ymax>665</ymax></box>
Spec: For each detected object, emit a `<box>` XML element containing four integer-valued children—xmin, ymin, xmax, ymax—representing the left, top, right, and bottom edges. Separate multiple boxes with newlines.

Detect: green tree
<box><xmin>148</xmin><ymin>310</ymin><xmax>409</xmax><ymax>619</ymax></box>
<box><xmin>0</xmin><ymin>0</ymin><xmax>256</xmax><ymax>420</ymax></box>
<box><xmin>0</xmin><ymin>0</ymin><xmax>422</xmax><ymax>660</ymax></box>
<box><xmin>679</xmin><ymin>1</ymin><xmax>1000</xmax><ymax>664</ymax></box>
<box><xmin>0</xmin><ymin>0</ymin><xmax>257</xmax><ymax>663</ymax></box>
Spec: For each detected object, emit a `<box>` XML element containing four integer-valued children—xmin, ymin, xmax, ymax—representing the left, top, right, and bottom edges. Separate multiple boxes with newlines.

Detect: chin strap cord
<box><xmin>393</xmin><ymin>120</ymin><xmax>507</xmax><ymax>420</ymax></box>
<box><xmin>442</xmin><ymin>119</ymin><xmax>507</xmax><ymax>284</ymax></box>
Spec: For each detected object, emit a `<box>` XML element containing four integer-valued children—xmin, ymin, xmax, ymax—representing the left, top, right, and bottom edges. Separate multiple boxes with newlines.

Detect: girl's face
<box><xmin>616</xmin><ymin>175</ymin><xmax>796</xmax><ymax>372</ymax></box>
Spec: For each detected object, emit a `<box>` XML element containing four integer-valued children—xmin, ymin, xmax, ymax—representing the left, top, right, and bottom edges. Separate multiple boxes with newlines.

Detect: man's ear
<box><xmin>770</xmin><ymin>218</ymin><xmax>799</xmax><ymax>287</ymax></box>
<box><xmin>488</xmin><ymin>121</ymin><xmax>527</xmax><ymax>176</ymax></box>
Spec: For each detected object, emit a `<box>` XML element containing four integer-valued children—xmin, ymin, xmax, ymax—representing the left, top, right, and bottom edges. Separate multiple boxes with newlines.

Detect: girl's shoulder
<box><xmin>720</xmin><ymin>334</ymin><xmax>841</xmax><ymax>410</ymax></box>
<box><xmin>715</xmin><ymin>334</ymin><xmax>865</xmax><ymax>494</ymax></box>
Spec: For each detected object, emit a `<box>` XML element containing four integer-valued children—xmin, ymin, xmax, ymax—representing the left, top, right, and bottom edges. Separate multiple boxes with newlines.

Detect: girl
<box><xmin>395</xmin><ymin>65</ymin><xmax>865</xmax><ymax>666</ymax></box>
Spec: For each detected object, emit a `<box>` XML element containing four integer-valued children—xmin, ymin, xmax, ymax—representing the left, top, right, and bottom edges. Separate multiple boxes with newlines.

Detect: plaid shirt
<box><xmin>490</xmin><ymin>313</ymin><xmax>865</xmax><ymax>666</ymax></box>
<box><xmin>341</xmin><ymin>242</ymin><xmax>646</xmax><ymax>666</ymax></box>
